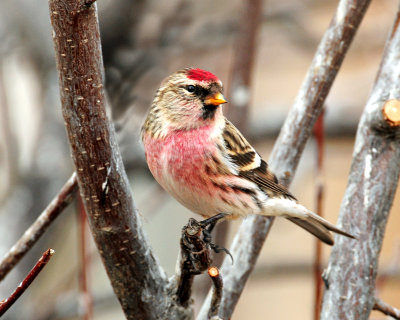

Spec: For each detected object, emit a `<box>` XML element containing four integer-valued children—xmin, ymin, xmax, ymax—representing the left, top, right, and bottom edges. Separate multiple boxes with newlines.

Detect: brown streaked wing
<box><xmin>239</xmin><ymin>160</ymin><xmax>296</xmax><ymax>200</ymax></box>
<box><xmin>222</xmin><ymin>119</ymin><xmax>296</xmax><ymax>200</ymax></box>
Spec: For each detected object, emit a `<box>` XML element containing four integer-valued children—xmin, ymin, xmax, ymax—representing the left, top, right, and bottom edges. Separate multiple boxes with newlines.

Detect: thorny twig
<box><xmin>0</xmin><ymin>249</ymin><xmax>55</xmax><ymax>317</ymax></box>
<box><xmin>0</xmin><ymin>173</ymin><xmax>77</xmax><ymax>281</ymax></box>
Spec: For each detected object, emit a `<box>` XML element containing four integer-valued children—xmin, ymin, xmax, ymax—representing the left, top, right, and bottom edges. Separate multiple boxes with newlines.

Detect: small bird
<box><xmin>141</xmin><ymin>68</ymin><xmax>354</xmax><ymax>245</ymax></box>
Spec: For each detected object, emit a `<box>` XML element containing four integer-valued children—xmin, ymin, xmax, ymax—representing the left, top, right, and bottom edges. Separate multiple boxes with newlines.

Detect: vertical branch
<box><xmin>48</xmin><ymin>2</ymin><xmax>169</xmax><ymax>319</ymax></box>
<box><xmin>198</xmin><ymin>1</ymin><xmax>371</xmax><ymax>318</ymax></box>
<box><xmin>320</xmin><ymin>9</ymin><xmax>400</xmax><ymax>319</ymax></box>
<box><xmin>226</xmin><ymin>0</ymin><xmax>263</xmax><ymax>134</ymax></box>
<box><xmin>312</xmin><ymin>111</ymin><xmax>325</xmax><ymax>320</ymax></box>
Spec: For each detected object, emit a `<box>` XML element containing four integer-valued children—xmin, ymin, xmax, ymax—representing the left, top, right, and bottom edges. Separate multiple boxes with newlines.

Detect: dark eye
<box><xmin>186</xmin><ymin>85</ymin><xmax>196</xmax><ymax>93</ymax></box>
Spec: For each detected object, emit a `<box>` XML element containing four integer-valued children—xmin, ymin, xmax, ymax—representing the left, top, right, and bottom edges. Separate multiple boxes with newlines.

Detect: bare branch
<box><xmin>77</xmin><ymin>197</ymin><xmax>93</xmax><ymax>320</ymax></box>
<box><xmin>198</xmin><ymin>1</ymin><xmax>371</xmax><ymax>318</ymax></box>
<box><xmin>312</xmin><ymin>112</ymin><xmax>325</xmax><ymax>320</ymax></box>
<box><xmin>48</xmin><ymin>2</ymin><xmax>170</xmax><ymax>319</ymax></box>
<box><xmin>0</xmin><ymin>173</ymin><xmax>77</xmax><ymax>281</ymax></box>
<box><xmin>373</xmin><ymin>297</ymin><xmax>400</xmax><ymax>320</ymax></box>
<box><xmin>320</xmin><ymin>8</ymin><xmax>400</xmax><ymax>319</ymax></box>
<box><xmin>0</xmin><ymin>249</ymin><xmax>55</xmax><ymax>317</ymax></box>
<box><xmin>226</xmin><ymin>0</ymin><xmax>263</xmax><ymax>134</ymax></box>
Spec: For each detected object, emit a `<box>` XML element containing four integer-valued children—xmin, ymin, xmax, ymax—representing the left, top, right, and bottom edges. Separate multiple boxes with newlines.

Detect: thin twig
<box><xmin>373</xmin><ymin>297</ymin><xmax>400</xmax><ymax>320</ymax></box>
<box><xmin>208</xmin><ymin>267</ymin><xmax>223</xmax><ymax>319</ymax></box>
<box><xmin>198</xmin><ymin>1</ymin><xmax>372</xmax><ymax>318</ymax></box>
<box><xmin>77</xmin><ymin>196</ymin><xmax>93</xmax><ymax>320</ymax></box>
<box><xmin>0</xmin><ymin>173</ymin><xmax>77</xmax><ymax>281</ymax></box>
<box><xmin>0</xmin><ymin>249</ymin><xmax>55</xmax><ymax>317</ymax></box>
<box><xmin>313</xmin><ymin>111</ymin><xmax>325</xmax><ymax>320</ymax></box>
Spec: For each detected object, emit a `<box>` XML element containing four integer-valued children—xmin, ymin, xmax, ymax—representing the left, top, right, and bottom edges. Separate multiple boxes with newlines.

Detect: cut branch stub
<box><xmin>383</xmin><ymin>99</ymin><xmax>400</xmax><ymax>126</ymax></box>
<box><xmin>208</xmin><ymin>266</ymin><xmax>223</xmax><ymax>319</ymax></box>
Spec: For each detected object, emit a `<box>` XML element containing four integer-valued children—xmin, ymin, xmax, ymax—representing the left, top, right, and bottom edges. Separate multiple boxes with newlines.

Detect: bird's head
<box><xmin>150</xmin><ymin>68</ymin><xmax>227</xmax><ymax>132</ymax></box>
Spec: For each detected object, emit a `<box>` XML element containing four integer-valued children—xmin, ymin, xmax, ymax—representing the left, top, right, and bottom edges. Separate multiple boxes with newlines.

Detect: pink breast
<box><xmin>143</xmin><ymin>126</ymin><xmax>215</xmax><ymax>192</ymax></box>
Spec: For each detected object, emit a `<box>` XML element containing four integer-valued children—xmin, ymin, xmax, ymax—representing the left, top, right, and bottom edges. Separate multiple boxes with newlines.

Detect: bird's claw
<box><xmin>209</xmin><ymin>242</ymin><xmax>234</xmax><ymax>263</ymax></box>
<box><xmin>199</xmin><ymin>213</ymin><xmax>234</xmax><ymax>264</ymax></box>
<box><xmin>199</xmin><ymin>213</ymin><xmax>229</xmax><ymax>229</ymax></box>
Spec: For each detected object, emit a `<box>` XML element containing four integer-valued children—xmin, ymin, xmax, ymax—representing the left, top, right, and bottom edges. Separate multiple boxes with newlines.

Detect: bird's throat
<box><xmin>202</xmin><ymin>104</ymin><xmax>219</xmax><ymax>120</ymax></box>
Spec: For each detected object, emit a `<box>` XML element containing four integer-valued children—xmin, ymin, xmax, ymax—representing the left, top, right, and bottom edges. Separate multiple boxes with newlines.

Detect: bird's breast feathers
<box><xmin>143</xmin><ymin>121</ymin><xmax>267</xmax><ymax>217</ymax></box>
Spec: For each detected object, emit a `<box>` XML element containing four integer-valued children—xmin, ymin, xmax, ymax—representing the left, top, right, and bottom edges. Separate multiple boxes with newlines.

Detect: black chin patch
<box><xmin>202</xmin><ymin>104</ymin><xmax>218</xmax><ymax>120</ymax></box>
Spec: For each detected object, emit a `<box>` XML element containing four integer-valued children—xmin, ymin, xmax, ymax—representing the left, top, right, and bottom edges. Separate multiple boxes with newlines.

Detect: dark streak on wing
<box><xmin>223</xmin><ymin>119</ymin><xmax>296</xmax><ymax>201</ymax></box>
<box><xmin>230</xmin><ymin>151</ymin><xmax>256</xmax><ymax>167</ymax></box>
<box><xmin>239</xmin><ymin>164</ymin><xmax>296</xmax><ymax>201</ymax></box>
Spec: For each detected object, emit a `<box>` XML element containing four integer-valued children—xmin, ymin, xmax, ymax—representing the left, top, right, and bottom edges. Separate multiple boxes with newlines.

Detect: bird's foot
<box><xmin>199</xmin><ymin>213</ymin><xmax>234</xmax><ymax>263</ymax></box>
<box><xmin>209</xmin><ymin>242</ymin><xmax>233</xmax><ymax>263</ymax></box>
<box><xmin>199</xmin><ymin>213</ymin><xmax>229</xmax><ymax>230</ymax></box>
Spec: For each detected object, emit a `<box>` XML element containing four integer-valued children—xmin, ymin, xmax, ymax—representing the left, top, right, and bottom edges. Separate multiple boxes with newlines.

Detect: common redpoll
<box><xmin>141</xmin><ymin>68</ymin><xmax>354</xmax><ymax>245</ymax></box>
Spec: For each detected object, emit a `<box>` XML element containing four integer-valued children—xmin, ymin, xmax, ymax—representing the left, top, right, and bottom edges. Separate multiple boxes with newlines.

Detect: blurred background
<box><xmin>0</xmin><ymin>0</ymin><xmax>399</xmax><ymax>319</ymax></box>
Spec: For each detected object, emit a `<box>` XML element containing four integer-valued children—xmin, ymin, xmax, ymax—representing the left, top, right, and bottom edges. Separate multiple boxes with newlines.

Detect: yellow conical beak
<box><xmin>204</xmin><ymin>92</ymin><xmax>227</xmax><ymax>106</ymax></box>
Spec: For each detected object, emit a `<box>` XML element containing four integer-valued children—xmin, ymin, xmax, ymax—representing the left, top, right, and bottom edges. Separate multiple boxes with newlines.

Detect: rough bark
<box><xmin>48</xmin><ymin>2</ymin><xmax>169</xmax><ymax>319</ymax></box>
<box><xmin>198</xmin><ymin>1</ymin><xmax>371</xmax><ymax>318</ymax></box>
<box><xmin>320</xmin><ymin>8</ymin><xmax>400</xmax><ymax>320</ymax></box>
